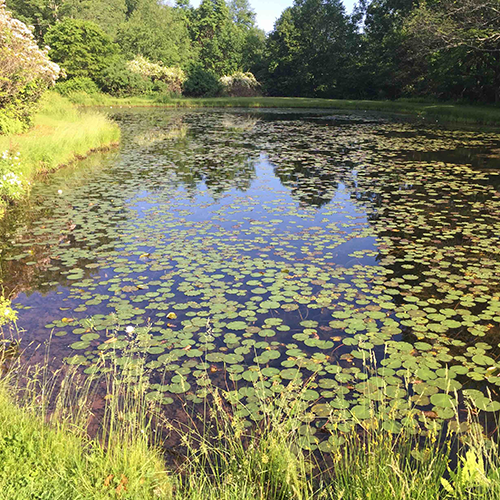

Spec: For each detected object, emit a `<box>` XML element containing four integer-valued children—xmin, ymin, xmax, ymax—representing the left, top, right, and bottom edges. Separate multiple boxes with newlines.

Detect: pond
<box><xmin>2</xmin><ymin>108</ymin><xmax>500</xmax><ymax>448</ymax></box>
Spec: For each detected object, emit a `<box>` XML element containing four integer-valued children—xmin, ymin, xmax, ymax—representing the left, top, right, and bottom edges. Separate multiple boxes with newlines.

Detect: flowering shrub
<box><xmin>127</xmin><ymin>56</ymin><xmax>186</xmax><ymax>95</ymax></box>
<box><xmin>219</xmin><ymin>72</ymin><xmax>261</xmax><ymax>97</ymax></box>
<box><xmin>0</xmin><ymin>151</ymin><xmax>30</xmax><ymax>201</ymax></box>
<box><xmin>0</xmin><ymin>0</ymin><xmax>60</xmax><ymax>133</ymax></box>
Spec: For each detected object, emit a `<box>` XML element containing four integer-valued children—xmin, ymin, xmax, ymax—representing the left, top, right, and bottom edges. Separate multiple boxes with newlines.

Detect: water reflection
<box><xmin>0</xmin><ymin>108</ymin><xmax>499</xmax><ymax>428</ymax></box>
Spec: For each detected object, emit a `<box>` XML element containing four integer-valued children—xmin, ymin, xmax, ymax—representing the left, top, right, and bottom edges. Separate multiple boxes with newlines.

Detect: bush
<box><xmin>0</xmin><ymin>109</ymin><xmax>24</xmax><ymax>135</ymax></box>
<box><xmin>55</xmin><ymin>77</ymin><xmax>99</xmax><ymax>97</ymax></box>
<box><xmin>97</xmin><ymin>58</ymin><xmax>152</xmax><ymax>96</ymax></box>
<box><xmin>183</xmin><ymin>66</ymin><xmax>222</xmax><ymax>97</ymax></box>
<box><xmin>127</xmin><ymin>56</ymin><xmax>186</xmax><ymax>95</ymax></box>
<box><xmin>45</xmin><ymin>19</ymin><xmax>118</xmax><ymax>81</ymax></box>
<box><xmin>220</xmin><ymin>72</ymin><xmax>261</xmax><ymax>97</ymax></box>
<box><xmin>0</xmin><ymin>0</ymin><xmax>60</xmax><ymax>133</ymax></box>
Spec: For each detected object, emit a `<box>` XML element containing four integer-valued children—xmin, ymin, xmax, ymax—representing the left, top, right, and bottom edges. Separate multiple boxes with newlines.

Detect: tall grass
<box><xmin>0</xmin><ymin>351</ymin><xmax>172</xmax><ymax>499</ymax></box>
<box><xmin>68</xmin><ymin>92</ymin><xmax>500</xmax><ymax>126</ymax></box>
<box><xmin>0</xmin><ymin>337</ymin><xmax>498</xmax><ymax>500</ymax></box>
<box><xmin>0</xmin><ymin>92</ymin><xmax>120</xmax><ymax>182</ymax></box>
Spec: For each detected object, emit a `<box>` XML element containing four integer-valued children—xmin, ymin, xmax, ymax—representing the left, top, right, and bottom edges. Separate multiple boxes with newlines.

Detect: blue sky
<box><xmin>190</xmin><ymin>0</ymin><xmax>358</xmax><ymax>33</ymax></box>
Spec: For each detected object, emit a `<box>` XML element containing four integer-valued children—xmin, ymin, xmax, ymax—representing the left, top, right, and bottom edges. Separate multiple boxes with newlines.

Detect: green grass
<box><xmin>68</xmin><ymin>92</ymin><xmax>500</xmax><ymax>126</ymax></box>
<box><xmin>0</xmin><ymin>348</ymin><xmax>498</xmax><ymax>500</ymax></box>
<box><xmin>0</xmin><ymin>92</ymin><xmax>120</xmax><ymax>214</ymax></box>
<box><xmin>0</xmin><ymin>364</ymin><xmax>172</xmax><ymax>499</ymax></box>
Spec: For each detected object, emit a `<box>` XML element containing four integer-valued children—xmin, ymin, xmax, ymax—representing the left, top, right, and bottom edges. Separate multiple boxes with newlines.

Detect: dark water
<box><xmin>2</xmin><ymin>108</ymin><xmax>500</xmax><ymax>449</ymax></box>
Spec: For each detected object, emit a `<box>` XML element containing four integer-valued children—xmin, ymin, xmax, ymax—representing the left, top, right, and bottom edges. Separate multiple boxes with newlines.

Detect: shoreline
<box><xmin>69</xmin><ymin>93</ymin><xmax>500</xmax><ymax>126</ymax></box>
<box><xmin>0</xmin><ymin>93</ymin><xmax>121</xmax><ymax>217</ymax></box>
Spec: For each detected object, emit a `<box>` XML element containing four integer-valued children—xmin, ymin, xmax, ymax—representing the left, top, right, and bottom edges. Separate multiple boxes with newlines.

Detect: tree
<box><xmin>405</xmin><ymin>0</ymin><xmax>500</xmax><ymax>102</ymax></box>
<box><xmin>192</xmin><ymin>0</ymin><xmax>244</xmax><ymax>75</ymax></box>
<box><xmin>61</xmin><ymin>0</ymin><xmax>127</xmax><ymax>38</ymax></box>
<box><xmin>353</xmin><ymin>0</ymin><xmax>420</xmax><ymax>99</ymax></box>
<box><xmin>229</xmin><ymin>0</ymin><xmax>255</xmax><ymax>28</ymax></box>
<box><xmin>45</xmin><ymin>18</ymin><xmax>118</xmax><ymax>80</ymax></box>
<box><xmin>241</xmin><ymin>26</ymin><xmax>266</xmax><ymax>75</ymax></box>
<box><xmin>6</xmin><ymin>0</ymin><xmax>127</xmax><ymax>40</ymax></box>
<box><xmin>117</xmin><ymin>0</ymin><xmax>194</xmax><ymax>67</ymax></box>
<box><xmin>265</xmin><ymin>0</ymin><xmax>356</xmax><ymax>97</ymax></box>
<box><xmin>5</xmin><ymin>0</ymin><xmax>65</xmax><ymax>40</ymax></box>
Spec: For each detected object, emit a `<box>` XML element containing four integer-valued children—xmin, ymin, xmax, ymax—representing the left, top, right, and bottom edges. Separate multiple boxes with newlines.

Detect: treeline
<box><xmin>4</xmin><ymin>0</ymin><xmax>500</xmax><ymax>105</ymax></box>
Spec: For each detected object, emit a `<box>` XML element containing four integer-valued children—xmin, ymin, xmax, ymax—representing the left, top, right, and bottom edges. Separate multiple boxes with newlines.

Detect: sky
<box><xmin>190</xmin><ymin>0</ymin><xmax>358</xmax><ymax>33</ymax></box>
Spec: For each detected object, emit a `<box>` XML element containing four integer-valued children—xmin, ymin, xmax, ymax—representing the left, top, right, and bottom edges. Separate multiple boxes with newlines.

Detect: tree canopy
<box><xmin>4</xmin><ymin>0</ymin><xmax>500</xmax><ymax>102</ymax></box>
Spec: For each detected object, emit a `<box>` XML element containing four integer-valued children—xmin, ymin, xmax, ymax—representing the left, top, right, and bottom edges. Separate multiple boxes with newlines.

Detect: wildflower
<box><xmin>125</xmin><ymin>325</ymin><xmax>135</xmax><ymax>334</ymax></box>
<box><xmin>57</xmin><ymin>189</ymin><xmax>63</xmax><ymax>194</ymax></box>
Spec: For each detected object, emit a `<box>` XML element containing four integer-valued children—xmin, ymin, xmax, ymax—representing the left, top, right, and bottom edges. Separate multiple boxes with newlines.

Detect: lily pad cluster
<box><xmin>1</xmin><ymin>109</ymin><xmax>500</xmax><ymax>447</ymax></box>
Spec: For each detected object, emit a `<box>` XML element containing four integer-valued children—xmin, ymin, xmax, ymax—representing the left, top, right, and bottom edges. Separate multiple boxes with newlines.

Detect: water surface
<box><xmin>2</xmin><ymin>108</ymin><xmax>500</xmax><ymax>446</ymax></box>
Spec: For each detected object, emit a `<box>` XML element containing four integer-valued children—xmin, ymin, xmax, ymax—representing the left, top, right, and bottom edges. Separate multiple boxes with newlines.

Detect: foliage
<box><xmin>55</xmin><ymin>77</ymin><xmax>99</xmax><ymax>97</ymax></box>
<box><xmin>45</xmin><ymin>18</ymin><xmax>118</xmax><ymax>81</ymax></box>
<box><xmin>128</xmin><ymin>56</ymin><xmax>186</xmax><ymax>95</ymax></box>
<box><xmin>241</xmin><ymin>26</ymin><xmax>266</xmax><ymax>76</ymax></box>
<box><xmin>60</xmin><ymin>0</ymin><xmax>127</xmax><ymax>38</ymax></box>
<box><xmin>97</xmin><ymin>57</ymin><xmax>153</xmax><ymax>96</ymax></box>
<box><xmin>117</xmin><ymin>0</ymin><xmax>194</xmax><ymax>67</ymax></box>
<box><xmin>220</xmin><ymin>71</ymin><xmax>260</xmax><ymax>97</ymax></box>
<box><xmin>6</xmin><ymin>0</ymin><xmax>127</xmax><ymax>40</ymax></box>
<box><xmin>4</xmin><ymin>0</ymin><xmax>65</xmax><ymax>41</ymax></box>
<box><xmin>183</xmin><ymin>65</ymin><xmax>222</xmax><ymax>97</ymax></box>
<box><xmin>405</xmin><ymin>0</ymin><xmax>500</xmax><ymax>102</ymax></box>
<box><xmin>192</xmin><ymin>0</ymin><xmax>244</xmax><ymax>76</ymax></box>
<box><xmin>5</xmin><ymin>0</ymin><xmax>500</xmax><ymax>103</ymax></box>
<box><xmin>0</xmin><ymin>0</ymin><xmax>60</xmax><ymax>133</ymax></box>
<box><xmin>265</xmin><ymin>0</ymin><xmax>356</xmax><ymax>98</ymax></box>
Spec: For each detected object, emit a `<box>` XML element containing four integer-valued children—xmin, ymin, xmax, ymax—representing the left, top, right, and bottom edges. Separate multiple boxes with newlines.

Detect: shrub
<box><xmin>183</xmin><ymin>65</ymin><xmax>222</xmax><ymax>97</ymax></box>
<box><xmin>97</xmin><ymin>58</ymin><xmax>152</xmax><ymax>96</ymax></box>
<box><xmin>55</xmin><ymin>77</ymin><xmax>99</xmax><ymax>97</ymax></box>
<box><xmin>45</xmin><ymin>19</ymin><xmax>118</xmax><ymax>81</ymax></box>
<box><xmin>220</xmin><ymin>72</ymin><xmax>261</xmax><ymax>97</ymax></box>
<box><xmin>127</xmin><ymin>56</ymin><xmax>186</xmax><ymax>95</ymax></box>
<box><xmin>0</xmin><ymin>0</ymin><xmax>60</xmax><ymax>133</ymax></box>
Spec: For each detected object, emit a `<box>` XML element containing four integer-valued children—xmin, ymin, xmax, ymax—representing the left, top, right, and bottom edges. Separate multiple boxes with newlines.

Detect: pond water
<box><xmin>2</xmin><ymin>108</ymin><xmax>500</xmax><ymax>447</ymax></box>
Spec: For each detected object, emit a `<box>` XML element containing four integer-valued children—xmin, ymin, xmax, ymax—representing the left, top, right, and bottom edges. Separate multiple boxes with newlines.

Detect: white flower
<box><xmin>57</xmin><ymin>189</ymin><xmax>62</xmax><ymax>194</ymax></box>
<box><xmin>125</xmin><ymin>326</ymin><xmax>135</xmax><ymax>334</ymax></box>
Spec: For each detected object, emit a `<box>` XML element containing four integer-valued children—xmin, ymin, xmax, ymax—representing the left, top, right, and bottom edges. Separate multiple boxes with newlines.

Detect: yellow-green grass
<box><xmin>0</xmin><ymin>373</ymin><xmax>172</xmax><ymax>499</ymax></box>
<box><xmin>69</xmin><ymin>92</ymin><xmax>500</xmax><ymax>126</ymax></box>
<box><xmin>0</xmin><ymin>92</ymin><xmax>120</xmax><ymax>179</ymax></box>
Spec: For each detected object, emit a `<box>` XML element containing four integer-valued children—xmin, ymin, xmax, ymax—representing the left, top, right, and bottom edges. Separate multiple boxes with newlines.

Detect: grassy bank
<box><xmin>0</xmin><ymin>92</ymin><xmax>120</xmax><ymax>216</ymax></box>
<box><xmin>0</xmin><ymin>353</ymin><xmax>498</xmax><ymax>499</ymax></box>
<box><xmin>69</xmin><ymin>92</ymin><xmax>500</xmax><ymax>126</ymax></box>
